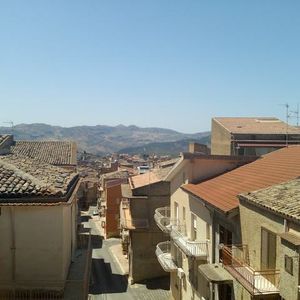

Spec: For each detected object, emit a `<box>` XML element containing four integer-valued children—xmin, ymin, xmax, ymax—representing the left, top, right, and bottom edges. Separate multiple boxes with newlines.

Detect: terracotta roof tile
<box><xmin>0</xmin><ymin>154</ymin><xmax>78</xmax><ymax>201</ymax></box>
<box><xmin>11</xmin><ymin>141</ymin><xmax>77</xmax><ymax>166</ymax></box>
<box><xmin>182</xmin><ymin>146</ymin><xmax>300</xmax><ymax>213</ymax></box>
<box><xmin>214</xmin><ymin>117</ymin><xmax>300</xmax><ymax>134</ymax></box>
<box><xmin>240</xmin><ymin>179</ymin><xmax>300</xmax><ymax>221</ymax></box>
<box><xmin>130</xmin><ymin>166</ymin><xmax>172</xmax><ymax>189</ymax></box>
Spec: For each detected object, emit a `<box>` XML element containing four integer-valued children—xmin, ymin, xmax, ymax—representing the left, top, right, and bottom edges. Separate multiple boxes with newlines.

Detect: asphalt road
<box><xmin>88</xmin><ymin>218</ymin><xmax>133</xmax><ymax>300</ymax></box>
<box><xmin>86</xmin><ymin>208</ymin><xmax>170</xmax><ymax>300</ymax></box>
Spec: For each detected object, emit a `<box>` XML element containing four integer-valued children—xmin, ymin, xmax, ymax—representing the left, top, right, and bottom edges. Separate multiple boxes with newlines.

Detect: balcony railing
<box><xmin>170</xmin><ymin>224</ymin><xmax>208</xmax><ymax>259</ymax></box>
<box><xmin>154</xmin><ymin>207</ymin><xmax>177</xmax><ymax>233</ymax></box>
<box><xmin>155</xmin><ymin>241</ymin><xmax>178</xmax><ymax>272</ymax></box>
<box><xmin>221</xmin><ymin>245</ymin><xmax>280</xmax><ymax>295</ymax></box>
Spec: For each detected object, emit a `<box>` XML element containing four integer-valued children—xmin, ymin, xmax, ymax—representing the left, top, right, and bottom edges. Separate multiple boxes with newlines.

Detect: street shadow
<box><xmin>141</xmin><ymin>276</ymin><xmax>170</xmax><ymax>291</ymax></box>
<box><xmin>91</xmin><ymin>234</ymin><xmax>103</xmax><ymax>249</ymax></box>
<box><xmin>81</xmin><ymin>215</ymin><xmax>92</xmax><ymax>222</ymax></box>
<box><xmin>89</xmin><ymin>258</ymin><xmax>128</xmax><ymax>295</ymax></box>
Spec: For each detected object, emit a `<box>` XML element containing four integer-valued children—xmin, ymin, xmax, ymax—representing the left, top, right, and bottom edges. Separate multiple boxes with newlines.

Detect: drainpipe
<box><xmin>10</xmin><ymin>207</ymin><xmax>16</xmax><ymax>281</ymax></box>
<box><xmin>211</xmin><ymin>210</ymin><xmax>216</xmax><ymax>263</ymax></box>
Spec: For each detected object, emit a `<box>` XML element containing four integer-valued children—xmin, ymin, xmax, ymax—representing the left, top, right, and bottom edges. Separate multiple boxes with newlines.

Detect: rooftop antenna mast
<box><xmin>284</xmin><ymin>103</ymin><xmax>289</xmax><ymax>147</ymax></box>
<box><xmin>3</xmin><ymin>121</ymin><xmax>14</xmax><ymax>136</ymax></box>
<box><xmin>290</xmin><ymin>103</ymin><xmax>299</xmax><ymax>127</ymax></box>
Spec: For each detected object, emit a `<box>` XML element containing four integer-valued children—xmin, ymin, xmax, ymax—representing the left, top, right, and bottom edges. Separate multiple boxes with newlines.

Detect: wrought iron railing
<box><xmin>221</xmin><ymin>245</ymin><xmax>280</xmax><ymax>295</ymax></box>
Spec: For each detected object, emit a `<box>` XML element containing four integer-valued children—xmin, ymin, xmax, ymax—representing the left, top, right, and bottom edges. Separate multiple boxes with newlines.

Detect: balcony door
<box><xmin>261</xmin><ymin>228</ymin><xmax>276</xmax><ymax>270</ymax></box>
<box><xmin>219</xmin><ymin>225</ymin><xmax>232</xmax><ymax>263</ymax></box>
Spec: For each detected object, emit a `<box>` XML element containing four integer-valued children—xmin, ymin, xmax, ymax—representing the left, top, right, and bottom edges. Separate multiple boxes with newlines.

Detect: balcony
<box><xmin>154</xmin><ymin>207</ymin><xmax>175</xmax><ymax>233</ymax></box>
<box><xmin>155</xmin><ymin>241</ymin><xmax>178</xmax><ymax>272</ymax></box>
<box><xmin>221</xmin><ymin>245</ymin><xmax>280</xmax><ymax>296</ymax></box>
<box><xmin>170</xmin><ymin>224</ymin><xmax>208</xmax><ymax>259</ymax></box>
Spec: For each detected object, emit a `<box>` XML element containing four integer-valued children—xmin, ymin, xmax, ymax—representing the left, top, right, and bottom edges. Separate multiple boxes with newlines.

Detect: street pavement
<box><xmin>86</xmin><ymin>209</ymin><xmax>170</xmax><ymax>300</ymax></box>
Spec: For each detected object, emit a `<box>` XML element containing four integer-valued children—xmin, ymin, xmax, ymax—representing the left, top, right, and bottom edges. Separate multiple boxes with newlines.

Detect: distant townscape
<box><xmin>1</xmin><ymin>116</ymin><xmax>300</xmax><ymax>300</ymax></box>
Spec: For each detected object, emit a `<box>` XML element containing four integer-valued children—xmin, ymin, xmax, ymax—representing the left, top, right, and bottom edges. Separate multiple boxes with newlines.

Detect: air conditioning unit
<box><xmin>177</xmin><ymin>268</ymin><xmax>185</xmax><ymax>279</ymax></box>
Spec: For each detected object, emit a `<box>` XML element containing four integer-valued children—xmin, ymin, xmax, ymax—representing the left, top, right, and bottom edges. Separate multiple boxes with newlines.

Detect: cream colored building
<box><xmin>0</xmin><ymin>153</ymin><xmax>80</xmax><ymax>293</ymax></box>
<box><xmin>155</xmin><ymin>146</ymin><xmax>300</xmax><ymax>300</ymax></box>
<box><xmin>211</xmin><ymin>117</ymin><xmax>300</xmax><ymax>156</ymax></box>
<box><xmin>237</xmin><ymin>179</ymin><xmax>300</xmax><ymax>300</ymax></box>
<box><xmin>154</xmin><ymin>151</ymin><xmax>256</xmax><ymax>300</ymax></box>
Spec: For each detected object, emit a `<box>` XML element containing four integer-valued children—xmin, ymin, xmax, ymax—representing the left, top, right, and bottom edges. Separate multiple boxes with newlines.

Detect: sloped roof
<box><xmin>182</xmin><ymin>146</ymin><xmax>300</xmax><ymax>213</ymax></box>
<box><xmin>0</xmin><ymin>154</ymin><xmax>78</xmax><ymax>201</ymax></box>
<box><xmin>130</xmin><ymin>166</ymin><xmax>172</xmax><ymax>189</ymax></box>
<box><xmin>239</xmin><ymin>179</ymin><xmax>300</xmax><ymax>221</ymax></box>
<box><xmin>214</xmin><ymin>117</ymin><xmax>300</xmax><ymax>135</ymax></box>
<box><xmin>11</xmin><ymin>141</ymin><xmax>77</xmax><ymax>166</ymax></box>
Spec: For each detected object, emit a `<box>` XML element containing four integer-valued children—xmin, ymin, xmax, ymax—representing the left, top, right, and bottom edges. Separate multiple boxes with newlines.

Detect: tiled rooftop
<box><xmin>240</xmin><ymin>179</ymin><xmax>300</xmax><ymax>221</ymax></box>
<box><xmin>0</xmin><ymin>154</ymin><xmax>78</xmax><ymax>201</ymax></box>
<box><xmin>130</xmin><ymin>166</ymin><xmax>173</xmax><ymax>189</ymax></box>
<box><xmin>182</xmin><ymin>146</ymin><xmax>300</xmax><ymax>213</ymax></box>
<box><xmin>11</xmin><ymin>141</ymin><xmax>77</xmax><ymax>166</ymax></box>
<box><xmin>214</xmin><ymin>117</ymin><xmax>300</xmax><ymax>134</ymax></box>
<box><xmin>101</xmin><ymin>170</ymin><xmax>129</xmax><ymax>180</ymax></box>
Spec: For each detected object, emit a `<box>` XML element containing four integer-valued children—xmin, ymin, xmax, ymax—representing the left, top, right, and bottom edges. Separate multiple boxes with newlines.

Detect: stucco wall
<box><xmin>211</xmin><ymin>119</ymin><xmax>232</xmax><ymax>155</ymax></box>
<box><xmin>0</xmin><ymin>203</ymin><xmax>74</xmax><ymax>288</ymax></box>
<box><xmin>240</xmin><ymin>200</ymin><xmax>299</xmax><ymax>300</ymax></box>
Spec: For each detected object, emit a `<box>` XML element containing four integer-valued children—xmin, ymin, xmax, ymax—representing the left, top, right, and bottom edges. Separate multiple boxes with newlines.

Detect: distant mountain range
<box><xmin>0</xmin><ymin>123</ymin><xmax>210</xmax><ymax>155</ymax></box>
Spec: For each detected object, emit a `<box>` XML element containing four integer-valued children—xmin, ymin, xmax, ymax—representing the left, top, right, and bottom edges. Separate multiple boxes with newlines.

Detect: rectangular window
<box><xmin>261</xmin><ymin>228</ymin><xmax>277</xmax><ymax>270</ymax></box>
<box><xmin>174</xmin><ymin>202</ymin><xmax>179</xmax><ymax>219</ymax></box>
<box><xmin>191</xmin><ymin>213</ymin><xmax>197</xmax><ymax>241</ymax></box>
<box><xmin>182</xmin><ymin>206</ymin><xmax>186</xmax><ymax>222</ymax></box>
<box><xmin>285</xmin><ymin>255</ymin><xmax>293</xmax><ymax>275</ymax></box>
<box><xmin>206</xmin><ymin>223</ymin><xmax>211</xmax><ymax>241</ymax></box>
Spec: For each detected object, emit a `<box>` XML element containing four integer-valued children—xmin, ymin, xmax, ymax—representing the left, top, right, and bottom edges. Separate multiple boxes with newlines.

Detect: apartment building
<box><xmin>98</xmin><ymin>170</ymin><xmax>129</xmax><ymax>238</ymax></box>
<box><xmin>120</xmin><ymin>166</ymin><xmax>175</xmax><ymax>283</ymax></box>
<box><xmin>211</xmin><ymin>117</ymin><xmax>300</xmax><ymax>156</ymax></box>
<box><xmin>154</xmin><ymin>152</ymin><xmax>256</xmax><ymax>300</ymax></box>
<box><xmin>237</xmin><ymin>179</ymin><xmax>300</xmax><ymax>300</ymax></box>
<box><xmin>0</xmin><ymin>153</ymin><xmax>81</xmax><ymax>293</ymax></box>
<box><xmin>155</xmin><ymin>146</ymin><xmax>300</xmax><ymax>300</ymax></box>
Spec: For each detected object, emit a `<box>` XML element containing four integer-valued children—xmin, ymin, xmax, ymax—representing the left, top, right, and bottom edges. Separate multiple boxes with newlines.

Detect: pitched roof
<box><xmin>11</xmin><ymin>141</ymin><xmax>77</xmax><ymax>166</ymax></box>
<box><xmin>0</xmin><ymin>154</ymin><xmax>78</xmax><ymax>202</ymax></box>
<box><xmin>130</xmin><ymin>166</ymin><xmax>172</xmax><ymax>189</ymax></box>
<box><xmin>239</xmin><ymin>179</ymin><xmax>300</xmax><ymax>221</ymax></box>
<box><xmin>182</xmin><ymin>146</ymin><xmax>300</xmax><ymax>213</ymax></box>
<box><xmin>0</xmin><ymin>135</ymin><xmax>9</xmax><ymax>146</ymax></box>
<box><xmin>214</xmin><ymin>117</ymin><xmax>300</xmax><ymax>134</ymax></box>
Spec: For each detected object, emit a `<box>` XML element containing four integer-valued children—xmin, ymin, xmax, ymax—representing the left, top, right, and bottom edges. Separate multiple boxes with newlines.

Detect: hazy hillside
<box><xmin>0</xmin><ymin>123</ymin><xmax>210</xmax><ymax>155</ymax></box>
<box><xmin>119</xmin><ymin>136</ymin><xmax>210</xmax><ymax>156</ymax></box>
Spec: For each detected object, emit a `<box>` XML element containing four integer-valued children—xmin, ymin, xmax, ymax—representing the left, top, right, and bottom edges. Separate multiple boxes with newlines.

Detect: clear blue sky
<box><xmin>0</xmin><ymin>1</ymin><xmax>300</xmax><ymax>133</ymax></box>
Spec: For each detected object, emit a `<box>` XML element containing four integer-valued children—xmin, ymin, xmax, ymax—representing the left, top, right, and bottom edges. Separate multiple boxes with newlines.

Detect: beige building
<box><xmin>120</xmin><ymin>165</ymin><xmax>176</xmax><ymax>283</ymax></box>
<box><xmin>154</xmin><ymin>151</ymin><xmax>256</xmax><ymax>300</ymax></box>
<box><xmin>0</xmin><ymin>152</ymin><xmax>82</xmax><ymax>294</ymax></box>
<box><xmin>155</xmin><ymin>146</ymin><xmax>300</xmax><ymax>300</ymax></box>
<box><xmin>211</xmin><ymin>117</ymin><xmax>300</xmax><ymax>156</ymax></box>
<box><xmin>235</xmin><ymin>179</ymin><xmax>300</xmax><ymax>300</ymax></box>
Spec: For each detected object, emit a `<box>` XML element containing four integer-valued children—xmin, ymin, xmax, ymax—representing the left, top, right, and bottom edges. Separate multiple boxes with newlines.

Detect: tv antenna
<box><xmin>3</xmin><ymin>121</ymin><xmax>14</xmax><ymax>135</ymax></box>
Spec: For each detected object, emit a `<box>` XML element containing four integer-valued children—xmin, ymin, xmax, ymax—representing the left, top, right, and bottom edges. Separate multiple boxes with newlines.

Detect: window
<box><xmin>174</xmin><ymin>202</ymin><xmax>179</xmax><ymax>219</ymax></box>
<box><xmin>206</xmin><ymin>223</ymin><xmax>211</xmax><ymax>241</ymax></box>
<box><xmin>182</xmin><ymin>206</ymin><xmax>186</xmax><ymax>222</ymax></box>
<box><xmin>191</xmin><ymin>213</ymin><xmax>197</xmax><ymax>241</ymax></box>
<box><xmin>261</xmin><ymin>228</ymin><xmax>277</xmax><ymax>270</ymax></box>
<box><xmin>285</xmin><ymin>255</ymin><xmax>293</xmax><ymax>275</ymax></box>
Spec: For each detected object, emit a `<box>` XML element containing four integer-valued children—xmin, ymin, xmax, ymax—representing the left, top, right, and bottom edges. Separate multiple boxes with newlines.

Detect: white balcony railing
<box><xmin>171</xmin><ymin>225</ymin><xmax>208</xmax><ymax>259</ymax></box>
<box><xmin>155</xmin><ymin>241</ymin><xmax>178</xmax><ymax>272</ymax></box>
<box><xmin>154</xmin><ymin>207</ymin><xmax>178</xmax><ymax>233</ymax></box>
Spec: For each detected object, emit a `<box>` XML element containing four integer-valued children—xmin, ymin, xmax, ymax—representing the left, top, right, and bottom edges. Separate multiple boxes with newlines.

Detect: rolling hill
<box><xmin>0</xmin><ymin>123</ymin><xmax>210</xmax><ymax>155</ymax></box>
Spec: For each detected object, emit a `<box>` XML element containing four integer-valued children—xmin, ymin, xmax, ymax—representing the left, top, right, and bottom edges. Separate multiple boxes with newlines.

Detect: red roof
<box><xmin>182</xmin><ymin>146</ymin><xmax>300</xmax><ymax>213</ymax></box>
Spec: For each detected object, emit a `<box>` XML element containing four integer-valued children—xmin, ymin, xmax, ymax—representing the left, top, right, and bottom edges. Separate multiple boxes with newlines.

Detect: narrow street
<box><xmin>86</xmin><ymin>208</ymin><xmax>170</xmax><ymax>300</ymax></box>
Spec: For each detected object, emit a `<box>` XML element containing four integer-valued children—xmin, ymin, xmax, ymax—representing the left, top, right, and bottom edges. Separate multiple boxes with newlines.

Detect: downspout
<box><xmin>211</xmin><ymin>209</ymin><xmax>216</xmax><ymax>263</ymax></box>
<box><xmin>10</xmin><ymin>207</ymin><xmax>16</xmax><ymax>281</ymax></box>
